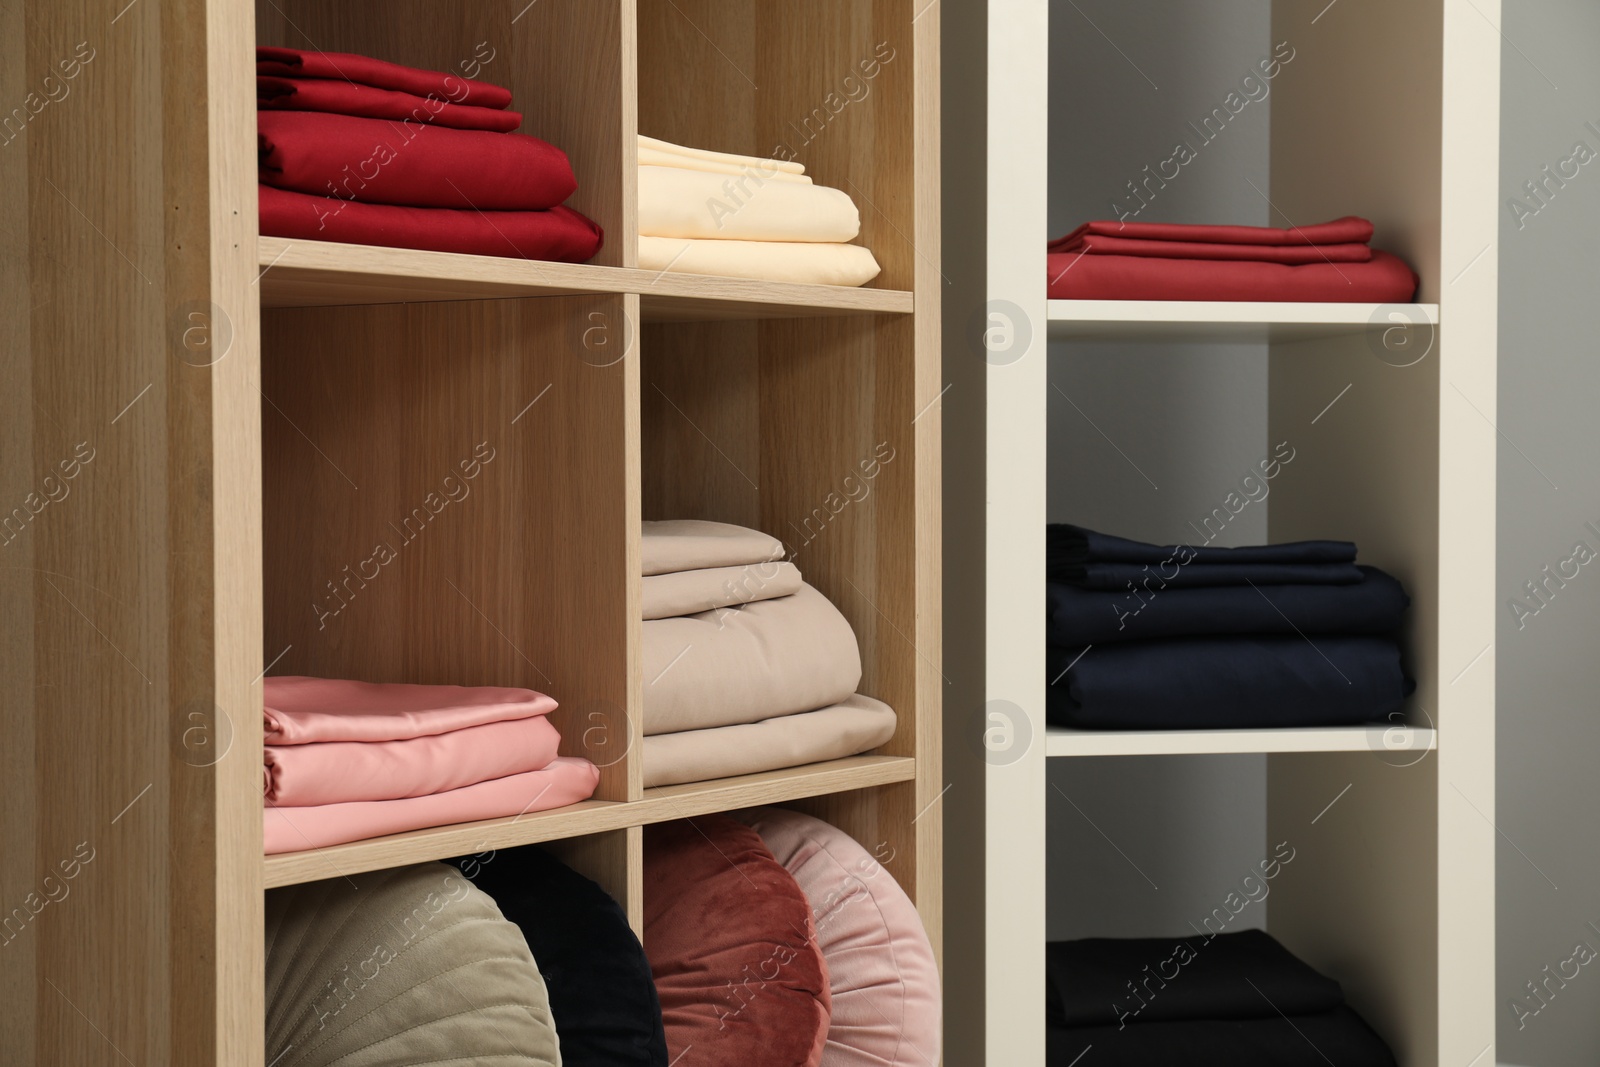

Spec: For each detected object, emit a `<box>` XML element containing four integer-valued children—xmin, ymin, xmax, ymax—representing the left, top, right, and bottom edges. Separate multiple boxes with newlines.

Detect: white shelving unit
<box><xmin>944</xmin><ymin>1</ymin><xmax>1499</xmax><ymax>1063</ymax></box>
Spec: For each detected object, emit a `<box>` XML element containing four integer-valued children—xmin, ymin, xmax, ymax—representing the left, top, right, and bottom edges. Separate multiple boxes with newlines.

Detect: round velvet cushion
<box><xmin>735</xmin><ymin>808</ymin><xmax>942</xmax><ymax>1067</ymax></box>
<box><xmin>451</xmin><ymin>846</ymin><xmax>668</xmax><ymax>1066</ymax></box>
<box><xmin>264</xmin><ymin>862</ymin><xmax>560</xmax><ymax>1067</ymax></box>
<box><xmin>644</xmin><ymin>815</ymin><xmax>832</xmax><ymax>1067</ymax></box>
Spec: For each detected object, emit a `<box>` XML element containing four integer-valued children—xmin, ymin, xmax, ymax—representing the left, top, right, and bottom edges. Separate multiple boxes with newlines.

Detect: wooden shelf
<box><xmin>257</xmin><ymin>237</ymin><xmax>913</xmax><ymax>321</ymax></box>
<box><xmin>263</xmin><ymin>755</ymin><xmax>914</xmax><ymax>888</ymax></box>
<box><xmin>1046</xmin><ymin>725</ymin><xmax>1437</xmax><ymax>758</ymax></box>
<box><xmin>1047</xmin><ymin>300</ymin><xmax>1440</xmax><ymax>343</ymax></box>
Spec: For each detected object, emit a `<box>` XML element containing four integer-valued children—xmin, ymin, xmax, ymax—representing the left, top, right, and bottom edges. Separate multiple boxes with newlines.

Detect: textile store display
<box><xmin>452</xmin><ymin>846</ymin><xmax>668</xmax><ymax>1067</ymax></box>
<box><xmin>1046</xmin><ymin>931</ymin><xmax>1395</xmax><ymax>1067</ymax></box>
<box><xmin>1046</xmin><ymin>215</ymin><xmax>1418</xmax><ymax>302</ymax></box>
<box><xmin>635</xmin><ymin>134</ymin><xmax>881</xmax><ymax>286</ymax></box>
<box><xmin>643</xmin><ymin>695</ymin><xmax>897</xmax><ymax>788</ymax></box>
<box><xmin>735</xmin><ymin>808</ymin><xmax>942</xmax><ymax>1067</ymax></box>
<box><xmin>257</xmin><ymin>75</ymin><xmax>525</xmax><ymax>132</ymax></box>
<box><xmin>264</xmin><ymin>863</ymin><xmax>561</xmax><ymax>1067</ymax></box>
<box><xmin>1046</xmin><ymin>524</ymin><xmax>1410</xmax><ymax>731</ymax></box>
<box><xmin>638</xmin><ymin>519</ymin><xmax>894</xmax><ymax>783</ymax></box>
<box><xmin>256</xmin><ymin>47</ymin><xmax>602</xmax><ymax>262</ymax></box>
<box><xmin>645</xmin><ymin>816</ymin><xmax>832</xmax><ymax>1067</ymax></box>
<box><xmin>258</xmin><ymin>111</ymin><xmax>577</xmax><ymax>209</ymax></box>
<box><xmin>260</xmin><ymin>676</ymin><xmax>599</xmax><ymax>855</ymax></box>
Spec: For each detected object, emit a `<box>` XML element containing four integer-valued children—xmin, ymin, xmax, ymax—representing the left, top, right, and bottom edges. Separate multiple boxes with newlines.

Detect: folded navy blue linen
<box><xmin>1049</xmin><ymin>524</ymin><xmax>1355</xmax><ymax>571</ymax></box>
<box><xmin>1047</xmin><ymin>931</ymin><xmax>1344</xmax><ymax>1028</ymax></box>
<box><xmin>1048</xmin><ymin>566</ymin><xmax>1408</xmax><ymax>646</ymax></box>
<box><xmin>1047</xmin><ymin>1006</ymin><xmax>1397</xmax><ymax>1067</ymax></box>
<box><xmin>1047</xmin><ymin>636</ymin><xmax>1406</xmax><ymax>730</ymax></box>
<box><xmin>1060</xmin><ymin>560</ymin><xmax>1365</xmax><ymax>590</ymax></box>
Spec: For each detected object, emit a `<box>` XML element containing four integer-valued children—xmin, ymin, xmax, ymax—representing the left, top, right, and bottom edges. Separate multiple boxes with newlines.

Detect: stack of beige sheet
<box><xmin>636</xmin><ymin>135</ymin><xmax>882</xmax><ymax>287</ymax></box>
<box><xmin>641</xmin><ymin>519</ymin><xmax>897</xmax><ymax>787</ymax></box>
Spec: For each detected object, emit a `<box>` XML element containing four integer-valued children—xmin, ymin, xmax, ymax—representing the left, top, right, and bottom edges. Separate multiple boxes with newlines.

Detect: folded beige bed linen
<box><xmin>638</xmin><ymin>146</ymin><xmax>812</xmax><ymax>184</ymax></box>
<box><xmin>643</xmin><ymin>694</ymin><xmax>896</xmax><ymax>788</ymax></box>
<box><xmin>639</xmin><ymin>134</ymin><xmax>806</xmax><ymax>175</ymax></box>
<box><xmin>643</xmin><ymin>581</ymin><xmax>861</xmax><ymax>735</ymax></box>
<box><xmin>639</xmin><ymin>165</ymin><xmax>860</xmax><ymax>242</ymax></box>
<box><xmin>642</xmin><ymin>561</ymin><xmax>803</xmax><ymax>620</ymax></box>
<box><xmin>642</xmin><ymin>519</ymin><xmax>785</xmax><ymax>575</ymax></box>
<box><xmin>638</xmin><ymin>236</ymin><xmax>882</xmax><ymax>288</ymax></box>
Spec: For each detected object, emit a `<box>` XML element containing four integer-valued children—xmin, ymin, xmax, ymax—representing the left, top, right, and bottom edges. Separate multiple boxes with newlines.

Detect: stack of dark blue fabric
<box><xmin>1047</xmin><ymin>525</ymin><xmax>1410</xmax><ymax>730</ymax></box>
<box><xmin>1047</xmin><ymin>931</ymin><xmax>1398</xmax><ymax>1066</ymax></box>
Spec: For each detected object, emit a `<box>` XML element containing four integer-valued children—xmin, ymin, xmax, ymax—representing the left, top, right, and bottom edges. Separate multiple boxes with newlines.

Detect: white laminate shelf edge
<box><xmin>1047</xmin><ymin>300</ymin><xmax>1440</xmax><ymax>343</ymax></box>
<box><xmin>1045</xmin><ymin>725</ymin><xmax>1438</xmax><ymax>758</ymax></box>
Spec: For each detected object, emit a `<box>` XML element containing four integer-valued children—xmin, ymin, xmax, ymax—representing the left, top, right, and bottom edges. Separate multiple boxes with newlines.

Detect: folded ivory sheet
<box><xmin>638</xmin><ymin>165</ymin><xmax>860</xmax><ymax>242</ymax></box>
<box><xmin>638</xmin><ymin>145</ymin><xmax>812</xmax><ymax>184</ymax></box>
<box><xmin>642</xmin><ymin>694</ymin><xmax>896</xmax><ymax>787</ymax></box>
<box><xmin>639</xmin><ymin>134</ymin><xmax>806</xmax><ymax>175</ymax></box>
<box><xmin>641</xmin><ymin>519</ymin><xmax>785</xmax><ymax>575</ymax></box>
<box><xmin>642</xmin><ymin>581</ymin><xmax>862</xmax><ymax>735</ymax></box>
<box><xmin>642</xmin><ymin>561</ymin><xmax>803</xmax><ymax>620</ymax></box>
<box><xmin>638</xmin><ymin>236</ymin><xmax>881</xmax><ymax>287</ymax></box>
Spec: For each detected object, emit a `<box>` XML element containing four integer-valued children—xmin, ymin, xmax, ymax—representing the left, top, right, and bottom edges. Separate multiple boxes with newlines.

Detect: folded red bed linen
<box><xmin>258</xmin><ymin>184</ymin><xmax>604</xmax><ymax>261</ymax></box>
<box><xmin>263</xmin><ymin>714</ymin><xmax>563</xmax><ymax>807</ymax></box>
<box><xmin>258</xmin><ymin>112</ymin><xmax>576</xmax><ymax>210</ymax></box>
<box><xmin>256</xmin><ymin>47</ymin><xmax>513</xmax><ymax>110</ymax></box>
<box><xmin>1053</xmin><ymin>233</ymin><xmax>1373</xmax><ymax>264</ymax></box>
<box><xmin>262</xmin><ymin>756</ymin><xmax>600</xmax><ymax>854</ymax></box>
<box><xmin>1047</xmin><ymin>249</ymin><xmax>1418</xmax><ymax>302</ymax></box>
<box><xmin>1050</xmin><ymin>215</ymin><xmax>1374</xmax><ymax>249</ymax></box>
<box><xmin>263</xmin><ymin>675</ymin><xmax>557</xmax><ymax>745</ymax></box>
<box><xmin>257</xmin><ymin>75</ymin><xmax>523</xmax><ymax>133</ymax></box>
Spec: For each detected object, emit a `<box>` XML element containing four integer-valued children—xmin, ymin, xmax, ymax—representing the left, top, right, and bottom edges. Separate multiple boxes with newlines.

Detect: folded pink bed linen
<box><xmin>263</xmin><ymin>675</ymin><xmax>557</xmax><ymax>745</ymax></box>
<box><xmin>258</xmin><ymin>111</ymin><xmax>577</xmax><ymax>210</ymax></box>
<box><xmin>263</xmin><ymin>756</ymin><xmax>600</xmax><ymax>854</ymax></box>
<box><xmin>1046</xmin><ymin>250</ymin><xmax>1418</xmax><ymax>303</ymax></box>
<box><xmin>642</xmin><ymin>695</ymin><xmax>895</xmax><ymax>788</ymax></box>
<box><xmin>643</xmin><ymin>582</ymin><xmax>862</xmax><ymax>735</ymax></box>
<box><xmin>641</xmin><ymin>519</ymin><xmax>785</xmax><ymax>576</ymax></box>
<box><xmin>257</xmin><ymin>75</ymin><xmax>524</xmax><ymax>133</ymax></box>
<box><xmin>256</xmin><ymin>47</ymin><xmax>514</xmax><ymax>110</ymax></box>
<box><xmin>1049</xmin><ymin>215</ymin><xmax>1375</xmax><ymax>249</ymax></box>
<box><xmin>642</xmin><ymin>561</ymin><xmax>803</xmax><ymax>620</ymax></box>
<box><xmin>264</xmin><ymin>714</ymin><xmax>562</xmax><ymax>807</ymax></box>
<box><xmin>1052</xmin><ymin>233</ymin><xmax>1373</xmax><ymax>264</ymax></box>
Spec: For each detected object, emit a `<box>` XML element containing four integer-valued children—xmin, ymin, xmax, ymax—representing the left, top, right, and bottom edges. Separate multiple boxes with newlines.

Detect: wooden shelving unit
<box><xmin>944</xmin><ymin>1</ymin><xmax>1498</xmax><ymax>1064</ymax></box>
<box><xmin>2</xmin><ymin>0</ymin><xmax>939</xmax><ymax>1062</ymax></box>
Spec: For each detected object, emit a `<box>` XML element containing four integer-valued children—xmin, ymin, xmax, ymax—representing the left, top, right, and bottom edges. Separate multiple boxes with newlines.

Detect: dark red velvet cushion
<box><xmin>644</xmin><ymin>816</ymin><xmax>831</xmax><ymax>1067</ymax></box>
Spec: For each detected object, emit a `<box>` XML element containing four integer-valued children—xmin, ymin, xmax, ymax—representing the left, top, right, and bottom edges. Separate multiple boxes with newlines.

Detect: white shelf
<box><xmin>1047</xmin><ymin>300</ymin><xmax>1439</xmax><ymax>343</ymax></box>
<box><xmin>1046</xmin><ymin>724</ymin><xmax>1438</xmax><ymax>758</ymax></box>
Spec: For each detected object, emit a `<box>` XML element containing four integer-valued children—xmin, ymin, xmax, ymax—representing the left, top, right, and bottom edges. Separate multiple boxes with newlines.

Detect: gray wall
<box><xmin>1497</xmin><ymin>3</ymin><xmax>1600</xmax><ymax>1065</ymax></box>
<box><xmin>1045</xmin><ymin>0</ymin><xmax>1273</xmax><ymax>940</ymax></box>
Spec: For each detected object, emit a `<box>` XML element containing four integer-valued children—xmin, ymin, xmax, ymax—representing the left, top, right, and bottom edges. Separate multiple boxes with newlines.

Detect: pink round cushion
<box><xmin>735</xmin><ymin>808</ymin><xmax>942</xmax><ymax>1067</ymax></box>
<box><xmin>644</xmin><ymin>815</ymin><xmax>831</xmax><ymax>1067</ymax></box>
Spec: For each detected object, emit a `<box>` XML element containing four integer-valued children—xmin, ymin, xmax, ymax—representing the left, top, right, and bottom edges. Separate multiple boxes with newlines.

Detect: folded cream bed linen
<box><xmin>638</xmin><ymin>236</ymin><xmax>882</xmax><ymax>288</ymax></box>
<box><xmin>642</xmin><ymin>519</ymin><xmax>784</xmax><ymax>575</ymax></box>
<box><xmin>642</xmin><ymin>694</ymin><xmax>896</xmax><ymax>787</ymax></box>
<box><xmin>639</xmin><ymin>165</ymin><xmax>860</xmax><ymax>242</ymax></box>
<box><xmin>639</xmin><ymin>134</ymin><xmax>806</xmax><ymax>175</ymax></box>
<box><xmin>642</xmin><ymin>581</ymin><xmax>861</xmax><ymax>735</ymax></box>
<box><xmin>642</xmin><ymin>561</ymin><xmax>803</xmax><ymax>620</ymax></box>
<box><xmin>638</xmin><ymin>146</ymin><xmax>811</xmax><ymax>184</ymax></box>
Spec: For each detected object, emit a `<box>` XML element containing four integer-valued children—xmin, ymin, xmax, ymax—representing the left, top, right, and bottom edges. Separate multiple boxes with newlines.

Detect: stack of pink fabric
<box><xmin>1047</xmin><ymin>216</ymin><xmax>1419</xmax><ymax>302</ymax></box>
<box><xmin>262</xmin><ymin>676</ymin><xmax>599</xmax><ymax>855</ymax></box>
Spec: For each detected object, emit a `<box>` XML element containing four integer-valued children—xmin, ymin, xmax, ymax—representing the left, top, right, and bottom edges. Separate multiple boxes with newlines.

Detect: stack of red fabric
<box><xmin>256</xmin><ymin>47</ymin><xmax>603</xmax><ymax>261</ymax></box>
<box><xmin>1046</xmin><ymin>216</ymin><xmax>1417</xmax><ymax>302</ymax></box>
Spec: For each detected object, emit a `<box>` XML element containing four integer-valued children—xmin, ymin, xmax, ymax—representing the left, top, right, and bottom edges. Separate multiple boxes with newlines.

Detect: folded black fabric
<box><xmin>1048</xmin><ymin>636</ymin><xmax>1407</xmax><ymax>730</ymax></box>
<box><xmin>1048</xmin><ymin>1006</ymin><xmax>1397</xmax><ymax>1067</ymax></box>
<box><xmin>1050</xmin><ymin>524</ymin><xmax>1356</xmax><ymax>569</ymax></box>
<box><xmin>1047</xmin><ymin>931</ymin><xmax>1344</xmax><ymax>1028</ymax></box>
<box><xmin>450</xmin><ymin>846</ymin><xmax>669</xmax><ymax>1067</ymax></box>
<box><xmin>1048</xmin><ymin>566</ymin><xmax>1408</xmax><ymax>646</ymax></box>
<box><xmin>1062</xmin><ymin>560</ymin><xmax>1365</xmax><ymax>590</ymax></box>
